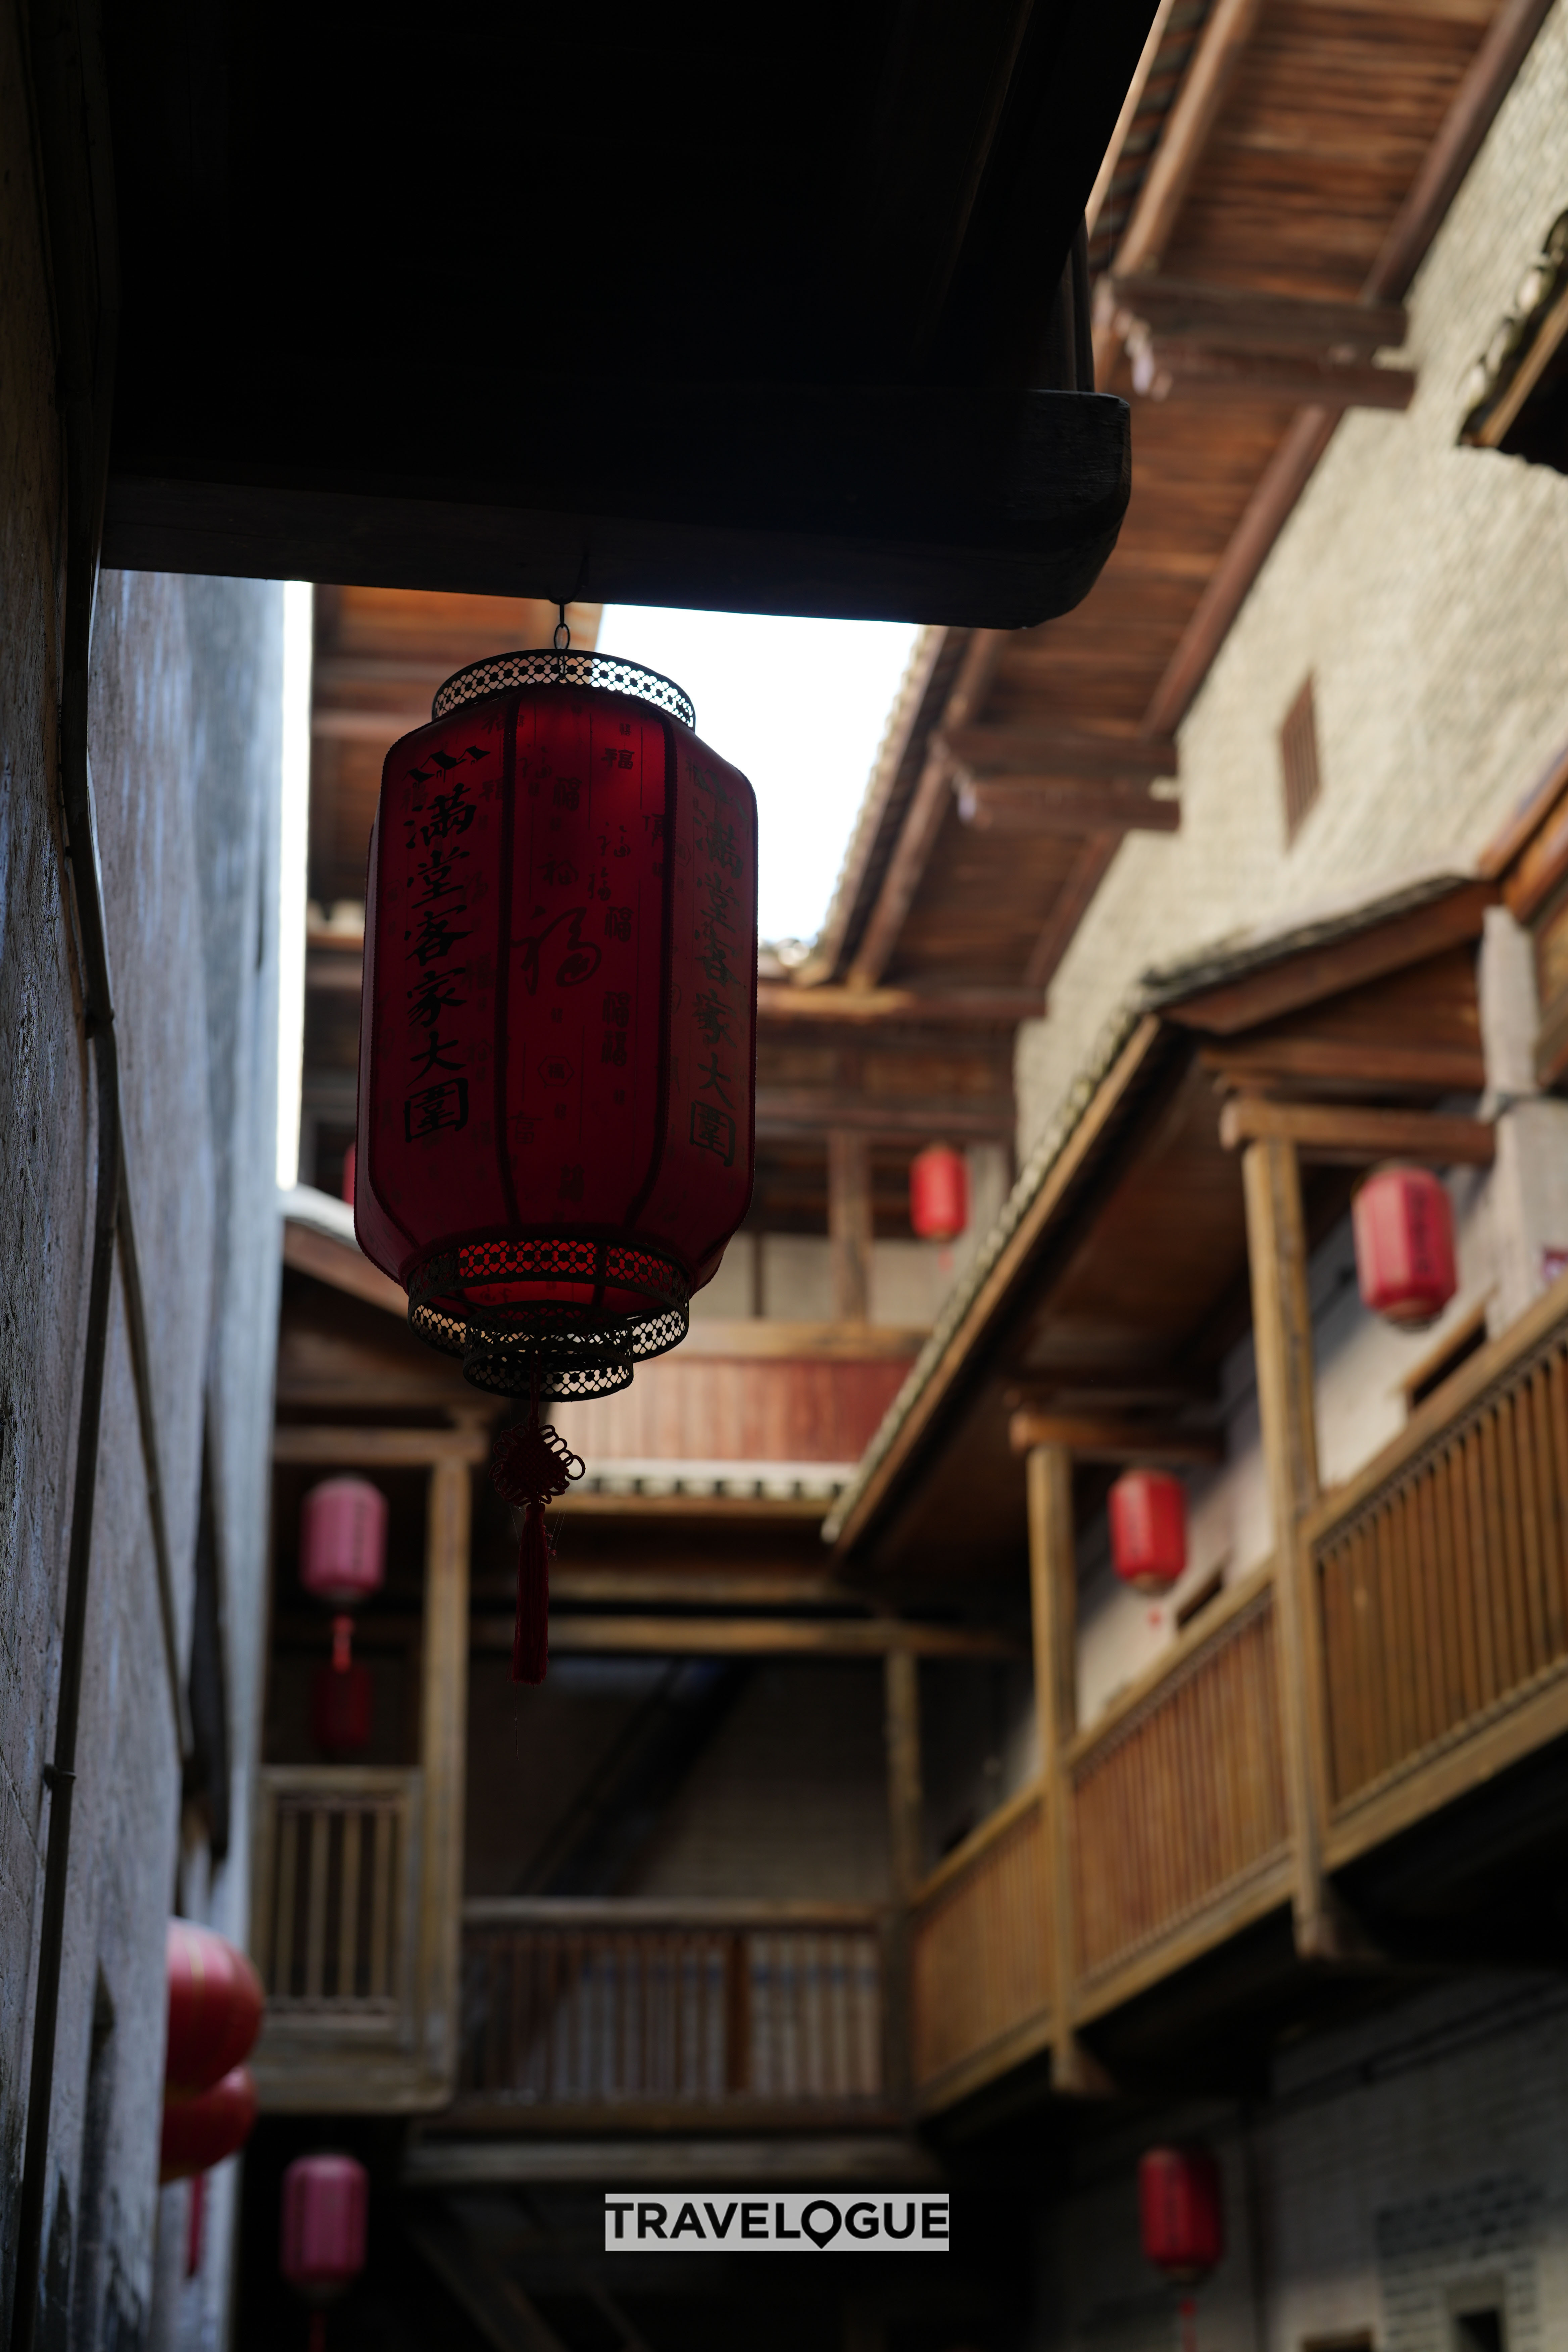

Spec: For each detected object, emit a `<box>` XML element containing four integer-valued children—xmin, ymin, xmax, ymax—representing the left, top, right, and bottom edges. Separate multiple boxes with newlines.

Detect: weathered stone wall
<box><xmin>1015</xmin><ymin>0</ymin><xmax>1568</xmax><ymax>1161</ymax></box>
<box><xmin>0</xmin><ymin>3</ymin><xmax>283</xmax><ymax>2336</ymax></box>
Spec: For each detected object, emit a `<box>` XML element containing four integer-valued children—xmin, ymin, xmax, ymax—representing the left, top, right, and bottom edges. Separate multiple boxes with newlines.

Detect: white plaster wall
<box><xmin>1015</xmin><ymin>0</ymin><xmax>1568</xmax><ymax>1161</ymax></box>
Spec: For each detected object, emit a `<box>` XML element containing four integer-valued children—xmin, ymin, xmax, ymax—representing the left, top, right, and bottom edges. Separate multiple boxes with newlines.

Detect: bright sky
<box><xmin>596</xmin><ymin>606</ymin><xmax>920</xmax><ymax>946</ymax></box>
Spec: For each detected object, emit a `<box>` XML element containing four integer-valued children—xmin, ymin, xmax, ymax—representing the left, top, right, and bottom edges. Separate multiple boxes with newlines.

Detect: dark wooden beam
<box><xmin>1198</xmin><ymin>1037</ymin><xmax>1485</xmax><ymax>1095</ymax></box>
<box><xmin>757</xmin><ymin>981</ymin><xmax>1043</xmax><ymax>1024</ymax></box>
<box><xmin>755</xmin><ymin>1088</ymin><xmax>1012</xmax><ymax>1141</ymax></box>
<box><xmin>1107</xmin><ymin>278</ymin><xmax>1408</xmax><ymax>354</ymax></box>
<box><xmin>475</xmin><ymin>1614</ymin><xmax>1024</xmax><ymax>1659</ymax></box>
<box><xmin>958</xmin><ymin>779</ymin><xmax>1179</xmax><ymax>834</ymax></box>
<box><xmin>1110</xmin><ymin>0</ymin><xmax>1267</xmax><ymax>279</ymax></box>
<box><xmin>943</xmin><ymin>723</ymin><xmax>1178</xmax><ymax>778</ymax></box>
<box><xmin>282</xmin><ymin>1220</ymin><xmax>405</xmax><ymax>1317</ymax></box>
<box><xmin>1218</xmin><ymin>1097</ymin><xmax>1496</xmax><ymax>1167</ymax></box>
<box><xmin>1162</xmin><ymin>882</ymin><xmax>1495</xmax><ymax>1034</ymax></box>
<box><xmin>1130</xmin><ymin>344</ymin><xmax>1415</xmax><ymax>412</ymax></box>
<box><xmin>846</xmin><ymin>631</ymin><xmax>1009</xmax><ymax>987</ymax></box>
<box><xmin>1009</xmin><ymin>1410</ymin><xmax>1223</xmax><ymax>1463</ymax></box>
<box><xmin>829</xmin><ymin>1130</ymin><xmax>874</xmax><ymax>1324</ymax></box>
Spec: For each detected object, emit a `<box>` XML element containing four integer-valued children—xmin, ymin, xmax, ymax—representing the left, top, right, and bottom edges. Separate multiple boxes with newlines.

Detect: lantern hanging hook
<box><xmin>553</xmin><ymin>602</ymin><xmax>571</xmax><ymax>665</ymax></box>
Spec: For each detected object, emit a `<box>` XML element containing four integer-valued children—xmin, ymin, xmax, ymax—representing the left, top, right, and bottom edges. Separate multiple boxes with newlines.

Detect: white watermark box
<box><xmin>604</xmin><ymin>2193</ymin><xmax>949</xmax><ymax>2252</ymax></box>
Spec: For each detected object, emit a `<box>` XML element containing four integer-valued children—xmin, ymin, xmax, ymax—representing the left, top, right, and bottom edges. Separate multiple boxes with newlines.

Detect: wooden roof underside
<box><xmin>797</xmin><ymin>0</ymin><xmax>1548</xmax><ymax>1008</ymax></box>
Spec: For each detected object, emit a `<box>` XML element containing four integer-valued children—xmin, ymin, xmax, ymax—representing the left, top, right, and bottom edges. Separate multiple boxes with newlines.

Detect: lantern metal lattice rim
<box><xmin>431</xmin><ymin>648</ymin><xmax>697</xmax><ymax>729</ymax></box>
<box><xmin>407</xmin><ymin>1236</ymin><xmax>691</xmax><ymax>1401</ymax></box>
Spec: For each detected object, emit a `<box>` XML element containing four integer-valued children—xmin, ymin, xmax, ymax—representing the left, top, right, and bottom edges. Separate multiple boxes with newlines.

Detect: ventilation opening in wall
<box><xmin>1403</xmin><ymin>1304</ymin><xmax>1489</xmax><ymax>1414</ymax></box>
<box><xmin>1449</xmin><ymin>2284</ymin><xmax>1508</xmax><ymax>2352</ymax></box>
<box><xmin>1280</xmin><ymin>675</ymin><xmax>1321</xmax><ymax>844</ymax></box>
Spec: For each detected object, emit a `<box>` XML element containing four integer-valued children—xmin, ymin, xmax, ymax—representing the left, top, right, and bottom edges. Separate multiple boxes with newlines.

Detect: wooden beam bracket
<box><xmin>1009</xmin><ymin>1410</ymin><xmax>1223</xmax><ymax>1464</ymax></box>
<box><xmin>1218</xmin><ymin>1096</ymin><xmax>1495</xmax><ymax>1167</ymax></box>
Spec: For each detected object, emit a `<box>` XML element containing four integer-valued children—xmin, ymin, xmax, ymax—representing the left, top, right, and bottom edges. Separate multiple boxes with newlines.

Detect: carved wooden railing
<box><xmin>455</xmin><ymin>1899</ymin><xmax>889</xmax><ymax>2124</ymax></box>
<box><xmin>907</xmin><ymin>1787</ymin><xmax>1051</xmax><ymax>2106</ymax></box>
<box><xmin>1067</xmin><ymin>1566</ymin><xmax>1290</xmax><ymax>2010</ymax></box>
<box><xmin>1310</xmin><ymin>1280</ymin><xmax>1568</xmax><ymax>1860</ymax></box>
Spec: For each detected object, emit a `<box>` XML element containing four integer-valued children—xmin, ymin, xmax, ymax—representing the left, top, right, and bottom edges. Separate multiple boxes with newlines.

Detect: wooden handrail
<box><xmin>1065</xmin><ymin>1556</ymin><xmax>1276</xmax><ymax>1769</ymax></box>
<box><xmin>907</xmin><ymin>1780</ymin><xmax>1044</xmax><ymax>1915</ymax></box>
<box><xmin>1306</xmin><ymin>1270</ymin><xmax>1568</xmax><ymax>1544</ymax></box>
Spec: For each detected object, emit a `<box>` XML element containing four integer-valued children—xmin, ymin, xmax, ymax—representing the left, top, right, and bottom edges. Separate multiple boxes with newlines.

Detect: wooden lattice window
<box><xmin>1280</xmin><ymin>676</ymin><xmax>1321</xmax><ymax>843</ymax></box>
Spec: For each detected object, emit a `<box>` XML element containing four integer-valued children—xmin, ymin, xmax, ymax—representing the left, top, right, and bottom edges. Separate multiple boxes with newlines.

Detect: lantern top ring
<box><xmin>431</xmin><ymin>649</ymin><xmax>696</xmax><ymax>731</ymax></box>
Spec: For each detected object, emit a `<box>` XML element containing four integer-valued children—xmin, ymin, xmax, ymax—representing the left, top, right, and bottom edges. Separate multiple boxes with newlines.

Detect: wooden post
<box><xmin>1027</xmin><ymin>1444</ymin><xmax>1108</xmax><ymax>2093</ymax></box>
<box><xmin>829</xmin><ymin>1129</ymin><xmax>873</xmax><ymax>1324</ymax></box>
<box><xmin>416</xmin><ymin>1456</ymin><xmax>471</xmax><ymax>2093</ymax></box>
<box><xmin>882</xmin><ymin>1648</ymin><xmax>922</xmax><ymax>2101</ymax></box>
<box><xmin>1240</xmin><ymin>1135</ymin><xmax>1340</xmax><ymax>1959</ymax></box>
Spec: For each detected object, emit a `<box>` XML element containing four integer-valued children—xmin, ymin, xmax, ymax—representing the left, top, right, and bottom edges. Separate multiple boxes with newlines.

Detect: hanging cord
<box><xmin>488</xmin><ymin>1368</ymin><xmax>583</xmax><ymax>1682</ymax></box>
<box><xmin>551</xmin><ymin>601</ymin><xmax>571</xmax><ymax>682</ymax></box>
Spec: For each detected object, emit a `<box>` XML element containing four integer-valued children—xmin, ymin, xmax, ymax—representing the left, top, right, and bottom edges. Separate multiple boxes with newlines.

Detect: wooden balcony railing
<box><xmin>907</xmin><ymin>1787</ymin><xmax>1051</xmax><ymax>2107</ymax></box>
<box><xmin>1310</xmin><ymin>1280</ymin><xmax>1568</xmax><ymax>1861</ymax></box>
<box><xmin>1068</xmin><ymin>1566</ymin><xmax>1290</xmax><ymax>2008</ymax></box>
<box><xmin>456</xmin><ymin>1899</ymin><xmax>889</xmax><ymax>2125</ymax></box>
<box><xmin>254</xmin><ymin>1766</ymin><xmax>418</xmax><ymax>2016</ymax></box>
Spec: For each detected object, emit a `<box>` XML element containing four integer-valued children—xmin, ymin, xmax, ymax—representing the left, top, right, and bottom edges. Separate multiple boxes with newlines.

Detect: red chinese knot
<box><xmin>1353</xmin><ymin>1163</ymin><xmax>1458</xmax><ymax>1330</ymax></box>
<box><xmin>354</xmin><ymin>649</ymin><xmax>757</xmax><ymax>1680</ymax></box>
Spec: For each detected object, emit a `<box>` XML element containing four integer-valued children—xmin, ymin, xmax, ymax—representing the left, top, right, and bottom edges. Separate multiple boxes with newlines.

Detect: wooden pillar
<box><xmin>882</xmin><ymin>1647</ymin><xmax>922</xmax><ymax>2100</ymax></box>
<box><xmin>416</xmin><ymin>1455</ymin><xmax>471</xmax><ymax>2093</ymax></box>
<box><xmin>1027</xmin><ymin>1444</ymin><xmax>1107</xmax><ymax>2093</ymax></box>
<box><xmin>1240</xmin><ymin>1135</ymin><xmax>1338</xmax><ymax>1959</ymax></box>
<box><xmin>829</xmin><ymin>1130</ymin><xmax>873</xmax><ymax>1323</ymax></box>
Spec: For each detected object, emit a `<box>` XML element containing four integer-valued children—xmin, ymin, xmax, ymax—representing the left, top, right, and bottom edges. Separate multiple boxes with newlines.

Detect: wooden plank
<box><xmin>882</xmin><ymin>1648</ymin><xmax>922</xmax><ymax>2103</ymax></box>
<box><xmin>908</xmin><ymin>1781</ymin><xmax>1045</xmax><ymax>1912</ymax></box>
<box><xmin>1063</xmin><ymin>1560</ymin><xmax>1276</xmax><ymax>1769</ymax></box>
<box><xmin>1071</xmin><ymin>1858</ymin><xmax>1294</xmax><ymax>2027</ymax></box>
<box><xmin>1476</xmin><ymin>281</ymin><xmax>1568</xmax><ymax>450</ymax></box>
<box><xmin>1218</xmin><ymin>1096</ymin><xmax>1495</xmax><ymax>1166</ymax></box>
<box><xmin>1112</xmin><ymin>0</ymin><xmax>1267</xmax><ymax>278</ymax></box>
<box><xmin>942</xmin><ymin>724</ymin><xmax>1178</xmax><ymax>779</ymax></box>
<box><xmin>829</xmin><ymin>1130</ymin><xmax>873</xmax><ymax>1325</ymax></box>
<box><xmin>957</xmin><ymin>781</ymin><xmax>1180</xmax><ymax>834</ymax></box>
<box><xmin>1106</xmin><ymin>278</ymin><xmax>1408</xmax><ymax>354</ymax></box>
<box><xmin>473</xmin><ymin>1615</ymin><xmax>1022</xmax><ymax>1659</ymax></box>
<box><xmin>678</xmin><ymin>1320</ymin><xmax>924</xmax><ymax>1363</ymax></box>
<box><xmin>756</xmin><ymin>982</ymin><xmax>1044</xmax><ymax>1025</ymax></box>
<box><xmin>1135</xmin><ymin>346</ymin><xmax>1415</xmax><ymax>411</ymax></box>
<box><xmin>273</xmin><ymin>1425</ymin><xmax>490</xmax><ymax>1466</ymax></box>
<box><xmin>1365</xmin><ymin>0</ymin><xmax>1561</xmax><ymax>300</ymax></box>
<box><xmin>847</xmin><ymin>631</ymin><xmax>1010</xmax><ymax>988</ymax></box>
<box><xmin>1008</xmin><ymin>1410</ymin><xmax>1222</xmax><ymax>1464</ymax></box>
<box><xmin>1200</xmin><ymin>1035</ymin><xmax>1485</xmax><ymax>1093</ymax></box>
<box><xmin>1481</xmin><ymin>735</ymin><xmax>1568</xmax><ymax>912</ymax></box>
<box><xmin>418</xmin><ymin>1457</ymin><xmax>471</xmax><ymax>2101</ymax></box>
<box><xmin>756</xmin><ymin>1087</ymin><xmax>1012</xmax><ymax>1140</ymax></box>
<box><xmin>283</xmin><ymin>1218</ymin><xmax>407</xmax><ymax>1317</ymax></box>
<box><xmin>1165</xmin><ymin>882</ymin><xmax>1496</xmax><ymax>1036</ymax></box>
<box><xmin>1241</xmin><ymin>1136</ymin><xmax>1335</xmax><ymax>1959</ymax></box>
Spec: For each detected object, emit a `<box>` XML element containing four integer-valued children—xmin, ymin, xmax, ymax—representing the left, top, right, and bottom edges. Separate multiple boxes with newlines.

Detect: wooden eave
<box><xmin>828</xmin><ymin>878</ymin><xmax>1493</xmax><ymax>1581</ymax></box>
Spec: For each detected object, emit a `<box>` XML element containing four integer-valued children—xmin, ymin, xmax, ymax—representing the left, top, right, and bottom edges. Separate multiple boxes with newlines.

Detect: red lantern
<box><xmin>353</xmin><ymin>646</ymin><xmax>757</xmax><ymax>1683</ymax></box>
<box><xmin>1109</xmin><ymin>1469</ymin><xmax>1187</xmax><ymax>1594</ymax></box>
<box><xmin>281</xmin><ymin>2154</ymin><xmax>369</xmax><ymax>2303</ymax></box>
<box><xmin>311</xmin><ymin>1617</ymin><xmax>373</xmax><ymax>1753</ymax></box>
<box><xmin>1353</xmin><ymin>1163</ymin><xmax>1458</xmax><ymax>1330</ymax></box>
<box><xmin>160</xmin><ymin>2065</ymin><xmax>257</xmax><ymax>2183</ymax></box>
<box><xmin>910</xmin><ymin>1143</ymin><xmax>968</xmax><ymax>1242</ymax></box>
<box><xmin>165</xmin><ymin>1920</ymin><xmax>264</xmax><ymax>2097</ymax></box>
<box><xmin>299</xmin><ymin>1478</ymin><xmax>387</xmax><ymax>1607</ymax></box>
<box><xmin>1139</xmin><ymin>2145</ymin><xmax>1223</xmax><ymax>2284</ymax></box>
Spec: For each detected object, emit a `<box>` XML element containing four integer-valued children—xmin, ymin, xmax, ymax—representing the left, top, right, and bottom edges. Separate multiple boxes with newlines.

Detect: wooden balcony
<box><xmin>451</xmin><ymin>1900</ymin><xmax>894</xmax><ymax>2131</ymax></box>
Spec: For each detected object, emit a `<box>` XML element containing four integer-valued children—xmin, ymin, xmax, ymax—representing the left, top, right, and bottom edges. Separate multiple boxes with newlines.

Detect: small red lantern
<box><xmin>160</xmin><ymin>2064</ymin><xmax>257</xmax><ymax>2182</ymax></box>
<box><xmin>311</xmin><ymin>1618</ymin><xmax>374</xmax><ymax>1753</ymax></box>
<box><xmin>910</xmin><ymin>1143</ymin><xmax>969</xmax><ymax>1242</ymax></box>
<box><xmin>165</xmin><ymin>1920</ymin><xmax>264</xmax><ymax>2097</ymax></box>
<box><xmin>1109</xmin><ymin>1469</ymin><xmax>1187</xmax><ymax>1594</ymax></box>
<box><xmin>354</xmin><ymin>644</ymin><xmax>757</xmax><ymax>1683</ymax></box>
<box><xmin>1139</xmin><ymin>2145</ymin><xmax>1223</xmax><ymax>2284</ymax></box>
<box><xmin>281</xmin><ymin>2154</ymin><xmax>369</xmax><ymax>2307</ymax></box>
<box><xmin>1353</xmin><ymin>1163</ymin><xmax>1458</xmax><ymax>1330</ymax></box>
<box><xmin>300</xmin><ymin>1478</ymin><xmax>387</xmax><ymax>1607</ymax></box>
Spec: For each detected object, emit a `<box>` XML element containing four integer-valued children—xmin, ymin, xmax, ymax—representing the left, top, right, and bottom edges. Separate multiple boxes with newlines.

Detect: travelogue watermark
<box><xmin>604</xmin><ymin>2193</ymin><xmax>949</xmax><ymax>2252</ymax></box>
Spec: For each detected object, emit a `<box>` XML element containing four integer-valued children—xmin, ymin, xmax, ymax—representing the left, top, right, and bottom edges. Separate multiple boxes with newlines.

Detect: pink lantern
<box><xmin>300</xmin><ymin>1478</ymin><xmax>387</xmax><ymax>1608</ymax></box>
<box><xmin>281</xmin><ymin>2154</ymin><xmax>369</xmax><ymax>2303</ymax></box>
<box><xmin>910</xmin><ymin>1144</ymin><xmax>968</xmax><ymax>1242</ymax></box>
<box><xmin>1353</xmin><ymin>1164</ymin><xmax>1458</xmax><ymax>1330</ymax></box>
<box><xmin>1109</xmin><ymin>1469</ymin><xmax>1187</xmax><ymax>1594</ymax></box>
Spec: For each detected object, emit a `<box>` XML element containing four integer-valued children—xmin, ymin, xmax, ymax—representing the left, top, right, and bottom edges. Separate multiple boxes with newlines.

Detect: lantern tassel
<box><xmin>489</xmin><ymin>1383</ymin><xmax>584</xmax><ymax>1688</ymax></box>
<box><xmin>513</xmin><ymin>1501</ymin><xmax>552</xmax><ymax>1684</ymax></box>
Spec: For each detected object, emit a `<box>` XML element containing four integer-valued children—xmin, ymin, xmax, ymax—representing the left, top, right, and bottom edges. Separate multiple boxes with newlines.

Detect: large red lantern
<box><xmin>1139</xmin><ymin>2145</ymin><xmax>1223</xmax><ymax>2284</ymax></box>
<box><xmin>910</xmin><ymin>1143</ymin><xmax>968</xmax><ymax>1242</ymax></box>
<box><xmin>1109</xmin><ymin>1469</ymin><xmax>1187</xmax><ymax>1594</ymax></box>
<box><xmin>281</xmin><ymin>2153</ymin><xmax>369</xmax><ymax>2312</ymax></box>
<box><xmin>1353</xmin><ymin>1163</ymin><xmax>1458</xmax><ymax>1330</ymax></box>
<box><xmin>160</xmin><ymin>2065</ymin><xmax>258</xmax><ymax>2182</ymax></box>
<box><xmin>354</xmin><ymin>644</ymin><xmax>757</xmax><ymax>1681</ymax></box>
<box><xmin>165</xmin><ymin>1920</ymin><xmax>264</xmax><ymax>2097</ymax></box>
